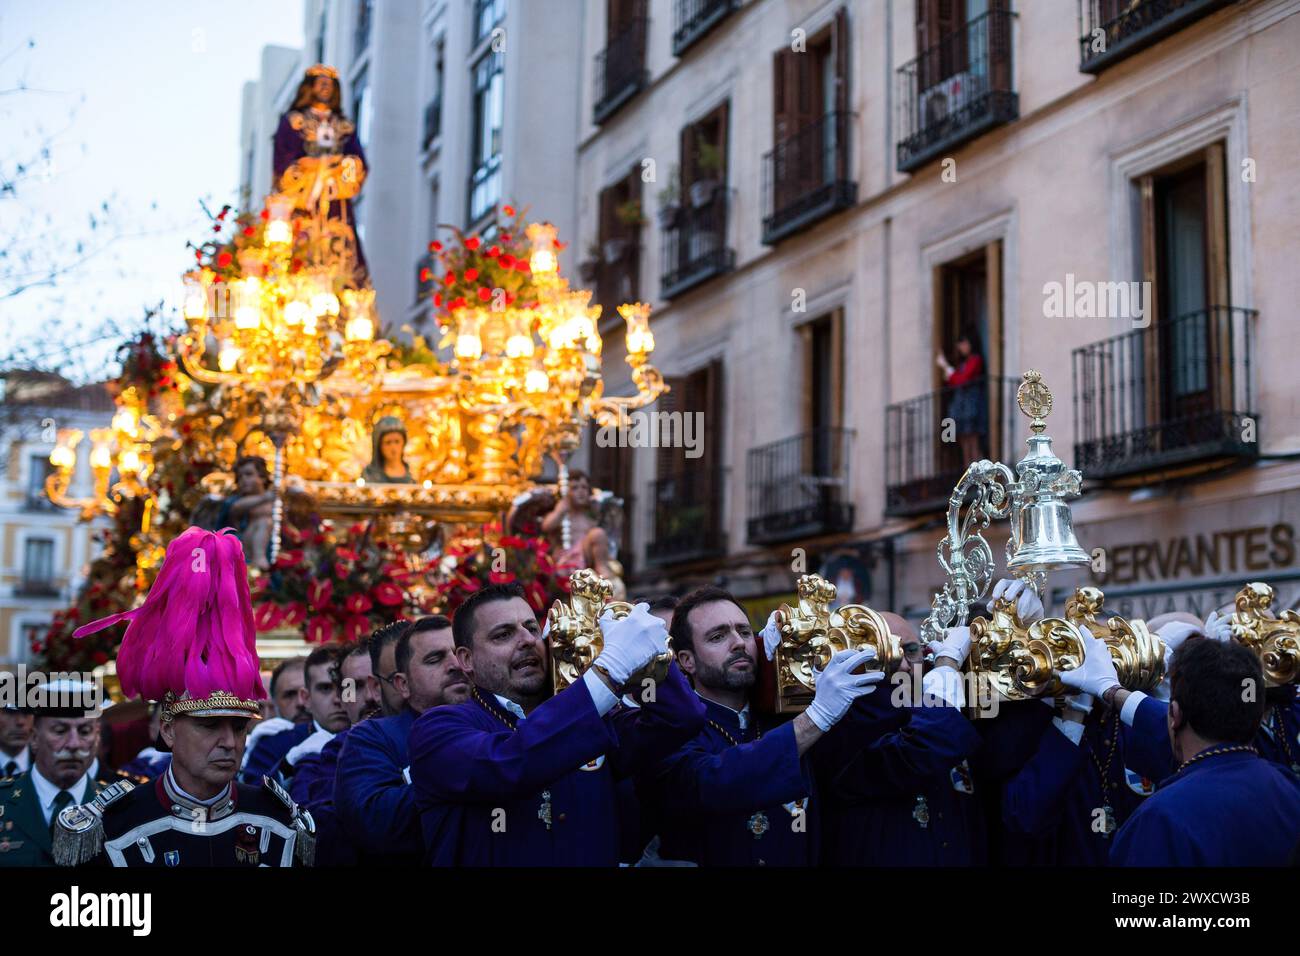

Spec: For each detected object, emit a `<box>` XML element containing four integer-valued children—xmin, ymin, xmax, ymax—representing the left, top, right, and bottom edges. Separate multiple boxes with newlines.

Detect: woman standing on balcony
<box><xmin>936</xmin><ymin>329</ymin><xmax>987</xmax><ymax>466</ymax></box>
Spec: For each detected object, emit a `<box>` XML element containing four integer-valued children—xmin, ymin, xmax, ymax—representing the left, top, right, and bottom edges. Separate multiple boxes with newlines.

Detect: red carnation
<box><xmin>499</xmin><ymin>254</ymin><xmax>516</xmax><ymax>269</ymax></box>
<box><xmin>433</xmin><ymin>292</ymin><xmax>443</xmax><ymax>307</ymax></box>
<box><xmin>243</xmin><ymin>226</ymin><xmax>255</xmax><ymax>237</ymax></box>
<box><xmin>487</xmin><ymin>245</ymin><xmax>501</xmax><ymax>258</ymax></box>
<box><xmin>464</xmin><ymin>268</ymin><xmax>478</xmax><ymax>282</ymax></box>
<box><xmin>260</xmin><ymin>209</ymin><xmax>270</xmax><ymax>220</ymax></box>
<box><xmin>477</xmin><ymin>286</ymin><xmax>492</xmax><ymax>302</ymax></box>
<box><xmin>444</xmin><ymin>271</ymin><xmax>457</xmax><ymax>287</ymax></box>
<box><xmin>515</xmin><ymin>259</ymin><xmax>530</xmax><ymax>273</ymax></box>
<box><xmin>502</xmin><ymin>205</ymin><xmax>515</xmax><ymax>216</ymax></box>
<box><xmin>337</xmin><ymin>548</ymin><xmax>359</xmax><ymax>561</ymax></box>
<box><xmin>282</xmin><ymin>603</ymin><xmax>308</xmax><ymax>626</ymax></box>
<box><xmin>420</xmin><ymin>267</ymin><xmax>432</xmax><ymax>282</ymax></box>
<box><xmin>465</xmin><ymin>236</ymin><xmax>481</xmax><ymax>251</ymax></box>
<box><xmin>217</xmin><ymin>251</ymin><xmax>233</xmax><ymax>268</ymax></box>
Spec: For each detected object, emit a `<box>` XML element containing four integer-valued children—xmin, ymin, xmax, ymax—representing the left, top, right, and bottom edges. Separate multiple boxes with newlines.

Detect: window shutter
<box><xmin>832</xmin><ymin>5</ymin><xmax>851</xmax><ymax>116</ymax></box>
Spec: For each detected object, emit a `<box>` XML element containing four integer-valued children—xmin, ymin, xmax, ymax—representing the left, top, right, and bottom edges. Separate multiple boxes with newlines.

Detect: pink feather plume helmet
<box><xmin>74</xmin><ymin>527</ymin><xmax>266</xmax><ymax>719</ymax></box>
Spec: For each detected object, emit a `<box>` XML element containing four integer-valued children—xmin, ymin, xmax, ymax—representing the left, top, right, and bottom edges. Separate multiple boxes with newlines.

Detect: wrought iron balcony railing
<box><xmin>17</xmin><ymin>576</ymin><xmax>61</xmax><ymax>598</ymax></box>
<box><xmin>1078</xmin><ymin>0</ymin><xmax>1238</xmax><ymax>73</ymax></box>
<box><xmin>762</xmin><ymin>111</ymin><xmax>857</xmax><ymax>246</ymax></box>
<box><xmin>896</xmin><ymin>8</ymin><xmax>1018</xmax><ymax>173</ymax></box>
<box><xmin>1072</xmin><ymin>306</ymin><xmax>1257</xmax><ymax>481</ymax></box>
<box><xmin>594</xmin><ymin>14</ymin><xmax>649</xmax><ymax>125</ymax></box>
<box><xmin>422</xmin><ymin>96</ymin><xmax>442</xmax><ymax>150</ymax></box>
<box><xmin>595</xmin><ymin>238</ymin><xmax>641</xmax><ymax>316</ymax></box>
<box><xmin>660</xmin><ymin>190</ymin><xmax>734</xmax><ymax>299</ymax></box>
<box><xmin>746</xmin><ymin>428</ymin><xmax>855</xmax><ymax>545</ymax></box>
<box><xmin>672</xmin><ymin>0</ymin><xmax>739</xmax><ymax>56</ymax></box>
<box><xmin>646</xmin><ymin>471</ymin><xmax>727</xmax><ymax>566</ymax></box>
<box><xmin>885</xmin><ymin>376</ymin><xmax>1021</xmax><ymax>516</ymax></box>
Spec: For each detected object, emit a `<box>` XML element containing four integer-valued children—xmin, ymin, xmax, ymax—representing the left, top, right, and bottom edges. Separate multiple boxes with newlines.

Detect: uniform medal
<box><xmin>912</xmin><ymin>795</ymin><xmax>930</xmax><ymax>828</ymax></box>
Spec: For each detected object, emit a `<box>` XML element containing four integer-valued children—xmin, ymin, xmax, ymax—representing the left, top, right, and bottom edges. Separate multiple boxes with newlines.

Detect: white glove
<box><xmin>594</xmin><ymin>602</ymin><xmax>670</xmax><ymax>686</ymax></box>
<box><xmin>1156</xmin><ymin>620</ymin><xmax>1206</xmax><ymax>672</ymax></box>
<box><xmin>1063</xmin><ymin>691</ymin><xmax>1094</xmax><ymax>715</ymax></box>
<box><xmin>241</xmin><ymin>717</ymin><xmax>295</xmax><ymax>768</ymax></box>
<box><xmin>759</xmin><ymin>611</ymin><xmax>782</xmax><ymax>662</ymax></box>
<box><xmin>1204</xmin><ymin>609</ymin><xmax>1234</xmax><ymax>643</ymax></box>
<box><xmin>928</xmin><ymin>625</ymin><xmax>971</xmax><ymax>667</ymax></box>
<box><xmin>806</xmin><ymin>649</ymin><xmax>885</xmax><ymax>732</ymax></box>
<box><xmin>988</xmin><ymin>578</ymin><xmax>1044</xmax><ymax>624</ymax></box>
<box><xmin>1156</xmin><ymin>620</ymin><xmax>1205</xmax><ymax>652</ymax></box>
<box><xmin>285</xmin><ymin>727</ymin><xmax>334</xmax><ymax>767</ymax></box>
<box><xmin>1057</xmin><ymin>633</ymin><xmax>1120</xmax><ymax>699</ymax></box>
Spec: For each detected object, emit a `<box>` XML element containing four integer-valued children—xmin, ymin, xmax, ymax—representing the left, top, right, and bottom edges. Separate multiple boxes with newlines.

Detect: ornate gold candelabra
<box><xmin>46</xmin><ymin>385</ymin><xmax>159</xmax><ymax>520</ymax></box>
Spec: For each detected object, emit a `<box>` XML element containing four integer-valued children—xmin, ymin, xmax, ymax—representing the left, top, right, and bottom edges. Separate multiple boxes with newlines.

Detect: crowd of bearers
<box><xmin>19</xmin><ymin>522</ymin><xmax>1300</xmax><ymax>868</ymax></box>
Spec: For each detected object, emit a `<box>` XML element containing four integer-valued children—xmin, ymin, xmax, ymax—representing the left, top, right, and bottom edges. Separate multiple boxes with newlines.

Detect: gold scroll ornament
<box><xmin>772</xmin><ymin>574</ymin><xmax>903</xmax><ymax>713</ymax></box>
<box><xmin>1064</xmin><ymin>587</ymin><xmax>1166</xmax><ymax>692</ymax></box>
<box><xmin>1229</xmin><ymin>582</ymin><xmax>1300</xmax><ymax>687</ymax></box>
<box><xmin>546</xmin><ymin>568</ymin><xmax>671</xmax><ymax>692</ymax></box>
<box><xmin>965</xmin><ymin>586</ymin><xmax>1167</xmax><ymax>711</ymax></box>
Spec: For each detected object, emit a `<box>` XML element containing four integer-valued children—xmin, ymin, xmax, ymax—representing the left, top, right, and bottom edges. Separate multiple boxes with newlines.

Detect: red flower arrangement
<box><xmin>433</xmin><ymin>524</ymin><xmax>569</xmax><ymax>620</ymax></box>
<box><xmin>425</xmin><ymin>203</ymin><xmax>545</xmax><ymax>318</ymax></box>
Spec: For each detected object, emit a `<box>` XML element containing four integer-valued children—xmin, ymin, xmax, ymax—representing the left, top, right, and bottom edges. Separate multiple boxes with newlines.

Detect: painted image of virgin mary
<box><xmin>362</xmin><ymin>415</ymin><xmax>414</xmax><ymax>484</ymax></box>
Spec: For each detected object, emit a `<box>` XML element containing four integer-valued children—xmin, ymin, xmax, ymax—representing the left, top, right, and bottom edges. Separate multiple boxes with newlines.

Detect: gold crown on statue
<box><xmin>306</xmin><ymin>63</ymin><xmax>340</xmax><ymax>79</ymax></box>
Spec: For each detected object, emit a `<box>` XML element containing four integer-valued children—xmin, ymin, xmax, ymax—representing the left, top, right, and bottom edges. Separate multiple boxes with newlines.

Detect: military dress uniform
<box><xmin>0</xmin><ymin>769</ymin><xmax>114</xmax><ymax>867</ymax></box>
<box><xmin>53</xmin><ymin>769</ymin><xmax>315</xmax><ymax>867</ymax></box>
<box><xmin>66</xmin><ymin>527</ymin><xmax>314</xmax><ymax>869</ymax></box>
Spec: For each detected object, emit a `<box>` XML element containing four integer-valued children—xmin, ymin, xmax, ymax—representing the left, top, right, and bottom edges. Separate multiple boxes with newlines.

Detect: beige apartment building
<box><xmin>0</xmin><ymin>373</ymin><xmax>112</xmax><ymax>664</ymax></box>
<box><xmin>575</xmin><ymin>0</ymin><xmax>1300</xmax><ymax>625</ymax></box>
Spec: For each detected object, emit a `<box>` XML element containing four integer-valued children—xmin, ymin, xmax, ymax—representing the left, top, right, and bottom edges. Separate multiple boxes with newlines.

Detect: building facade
<box><xmin>238</xmin><ymin>0</ymin><xmax>585</xmax><ymax>338</ymax></box>
<box><xmin>572</xmin><ymin>0</ymin><xmax>1300</xmax><ymax>624</ymax></box>
<box><xmin>0</xmin><ymin>374</ymin><xmax>113</xmax><ymax>664</ymax></box>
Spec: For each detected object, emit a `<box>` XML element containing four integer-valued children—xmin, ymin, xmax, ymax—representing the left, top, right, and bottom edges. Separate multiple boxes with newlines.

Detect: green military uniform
<box><xmin>0</xmin><ymin>769</ymin><xmax>120</xmax><ymax>867</ymax></box>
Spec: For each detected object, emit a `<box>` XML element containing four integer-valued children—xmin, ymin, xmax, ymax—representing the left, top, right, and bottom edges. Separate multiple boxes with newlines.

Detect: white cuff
<box><xmin>1120</xmin><ymin>690</ymin><xmax>1148</xmax><ymax>727</ymax></box>
<box><xmin>583</xmin><ymin>669</ymin><xmax>619</xmax><ymax>717</ymax></box>
<box><xmin>922</xmin><ymin>667</ymin><xmax>965</xmax><ymax>708</ymax></box>
<box><xmin>1053</xmin><ymin>717</ymin><xmax>1086</xmax><ymax>745</ymax></box>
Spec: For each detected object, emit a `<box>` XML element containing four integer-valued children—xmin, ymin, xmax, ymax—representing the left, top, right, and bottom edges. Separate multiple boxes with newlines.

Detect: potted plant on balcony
<box><xmin>689</xmin><ymin>140</ymin><xmax>723</xmax><ymax>208</ymax></box>
<box><xmin>656</xmin><ymin>166</ymin><xmax>681</xmax><ymax>230</ymax></box>
<box><xmin>603</xmin><ymin>200</ymin><xmax>644</xmax><ymax>263</ymax></box>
